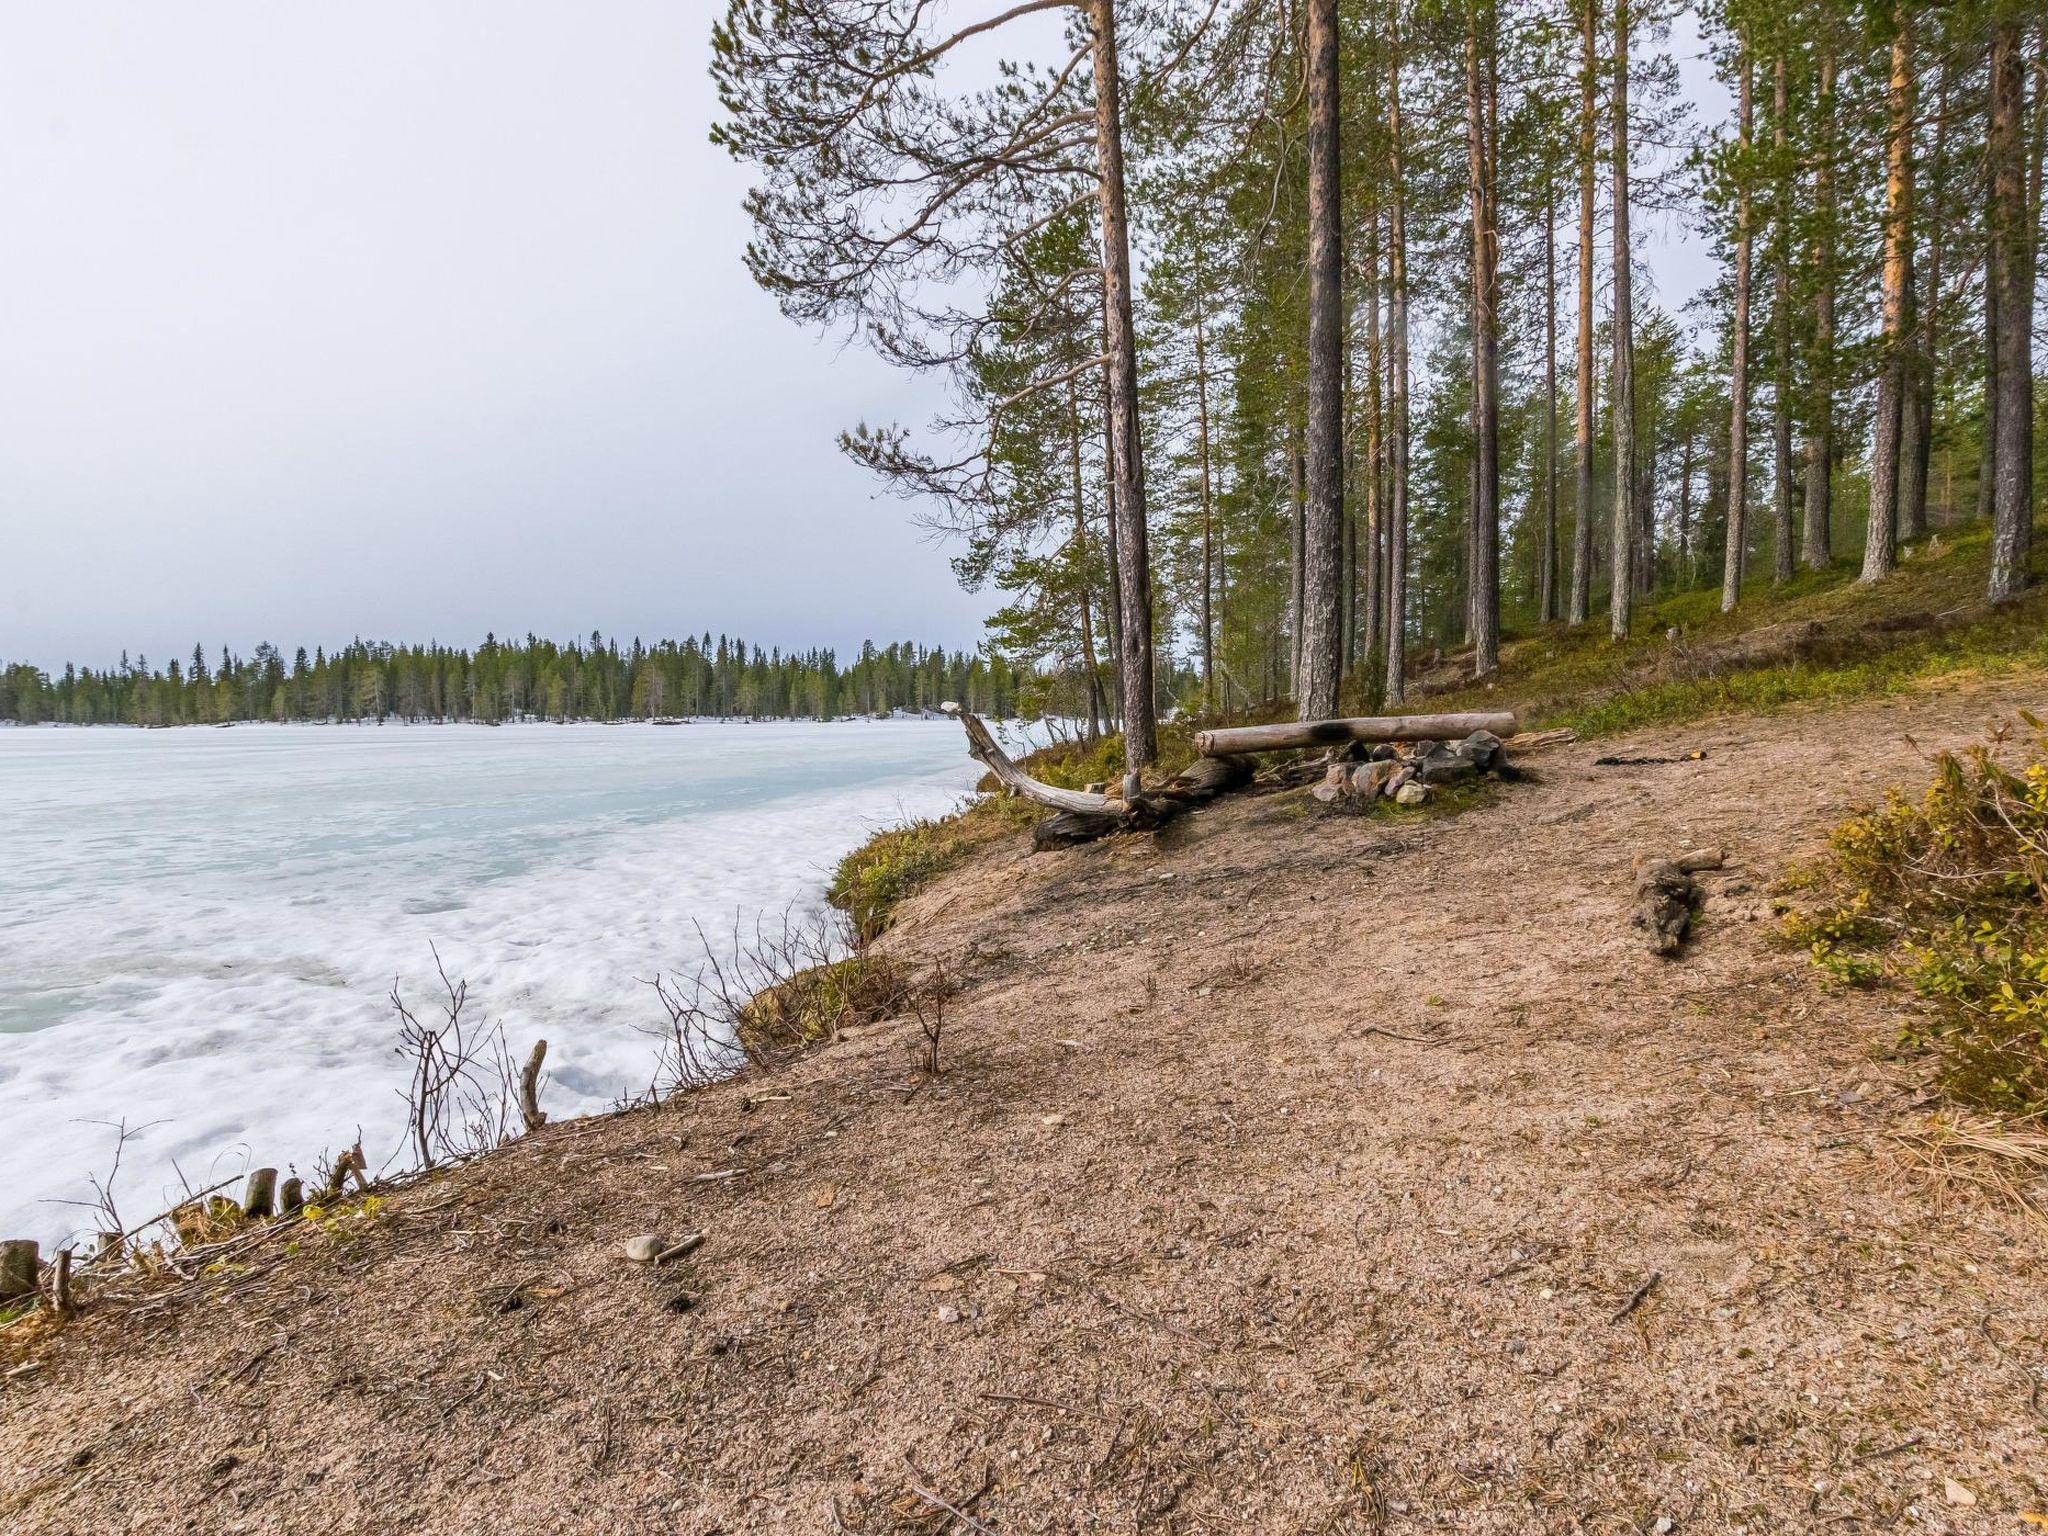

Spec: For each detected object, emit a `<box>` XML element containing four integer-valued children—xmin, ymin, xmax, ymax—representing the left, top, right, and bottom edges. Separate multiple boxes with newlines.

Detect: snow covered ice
<box><xmin>0</xmin><ymin>719</ymin><xmax>1017</xmax><ymax>1246</ymax></box>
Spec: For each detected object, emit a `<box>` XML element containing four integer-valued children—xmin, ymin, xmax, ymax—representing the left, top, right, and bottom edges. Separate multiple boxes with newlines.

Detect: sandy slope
<box><xmin>4</xmin><ymin>679</ymin><xmax>2046</xmax><ymax>1534</ymax></box>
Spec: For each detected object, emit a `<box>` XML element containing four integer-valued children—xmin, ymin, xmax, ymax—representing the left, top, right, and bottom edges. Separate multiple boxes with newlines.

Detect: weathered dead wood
<box><xmin>50</xmin><ymin>1248</ymin><xmax>74</xmax><ymax>1318</ymax></box>
<box><xmin>242</xmin><ymin>1168</ymin><xmax>278</xmax><ymax>1219</ymax></box>
<box><xmin>518</xmin><ymin>1040</ymin><xmax>549</xmax><ymax>1133</ymax></box>
<box><xmin>1030</xmin><ymin>753</ymin><xmax>1256</xmax><ymax>850</ymax></box>
<box><xmin>1632</xmin><ymin>859</ymin><xmax>1699</xmax><ymax>956</ymax></box>
<box><xmin>1505</xmin><ymin>727</ymin><xmax>1576</xmax><ymax>751</ymax></box>
<box><xmin>945</xmin><ymin>703</ymin><xmax>1110</xmax><ymax>814</ymax></box>
<box><xmin>1194</xmin><ymin>711</ymin><xmax>1518</xmax><ymax>757</ymax></box>
<box><xmin>0</xmin><ymin>1239</ymin><xmax>39</xmax><ymax>1301</ymax></box>
<box><xmin>320</xmin><ymin>1141</ymin><xmax>367</xmax><ymax>1202</ymax></box>
<box><xmin>941</xmin><ymin>704</ymin><xmax>1257</xmax><ymax>851</ymax></box>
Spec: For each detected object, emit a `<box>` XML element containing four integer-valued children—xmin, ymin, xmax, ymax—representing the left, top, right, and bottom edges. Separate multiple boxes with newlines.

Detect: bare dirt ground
<box><xmin>4</xmin><ymin>679</ymin><xmax>2047</xmax><ymax>1534</ymax></box>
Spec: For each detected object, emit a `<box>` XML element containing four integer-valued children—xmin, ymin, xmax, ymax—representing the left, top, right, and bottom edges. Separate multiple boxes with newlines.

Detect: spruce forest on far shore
<box><xmin>0</xmin><ymin>636</ymin><xmax>1029</xmax><ymax>726</ymax></box>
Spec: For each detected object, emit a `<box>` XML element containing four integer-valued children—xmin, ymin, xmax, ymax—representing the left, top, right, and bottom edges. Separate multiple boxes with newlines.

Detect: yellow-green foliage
<box><xmin>1420</xmin><ymin>521</ymin><xmax>2048</xmax><ymax>739</ymax></box>
<box><xmin>830</xmin><ymin>811</ymin><xmax>997</xmax><ymax>941</ymax></box>
<box><xmin>829</xmin><ymin>723</ymin><xmax>1204</xmax><ymax>940</ymax></box>
<box><xmin>737</xmin><ymin>953</ymin><xmax>912</xmax><ymax>1047</ymax></box>
<box><xmin>1786</xmin><ymin>716</ymin><xmax>2048</xmax><ymax>1116</ymax></box>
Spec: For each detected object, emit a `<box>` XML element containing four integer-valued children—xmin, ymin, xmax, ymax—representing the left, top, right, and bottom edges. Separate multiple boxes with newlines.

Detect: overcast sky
<box><xmin>0</xmin><ymin>1</ymin><xmax>991</xmax><ymax>672</ymax></box>
<box><xmin>0</xmin><ymin>3</ymin><xmax>1726</xmax><ymax>674</ymax></box>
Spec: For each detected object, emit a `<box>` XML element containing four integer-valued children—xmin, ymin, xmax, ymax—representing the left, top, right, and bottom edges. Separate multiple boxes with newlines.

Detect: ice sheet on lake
<box><xmin>0</xmin><ymin>719</ymin><xmax>1027</xmax><ymax>1247</ymax></box>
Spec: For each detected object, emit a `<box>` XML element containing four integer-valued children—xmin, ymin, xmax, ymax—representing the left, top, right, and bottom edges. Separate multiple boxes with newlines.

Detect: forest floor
<box><xmin>5</xmin><ymin>675</ymin><xmax>2048</xmax><ymax>1533</ymax></box>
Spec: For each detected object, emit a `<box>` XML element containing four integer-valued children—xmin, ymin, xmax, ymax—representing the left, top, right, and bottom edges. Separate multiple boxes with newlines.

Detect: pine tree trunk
<box><xmin>1098</xmin><ymin>287</ymin><xmax>1123</xmax><ymax>726</ymax></box>
<box><xmin>1863</xmin><ymin>3</ymin><xmax>1913</xmax><ymax>583</ymax></box>
<box><xmin>1986</xmin><ymin>9</ymin><xmax>2034</xmax><ymax>599</ymax></box>
<box><xmin>1542</xmin><ymin>168</ymin><xmax>1560</xmax><ymax>623</ymax></box>
<box><xmin>1290</xmin><ymin>433</ymin><xmax>1306</xmax><ymax>693</ymax></box>
<box><xmin>1802</xmin><ymin>40</ymin><xmax>1837</xmax><ymax>570</ymax></box>
<box><xmin>1570</xmin><ymin>0</ymin><xmax>1598</xmax><ymax>627</ymax></box>
<box><xmin>1193</xmin><ymin>264</ymin><xmax>1217</xmax><ymax>707</ymax></box>
<box><xmin>1609</xmin><ymin>0</ymin><xmax>1636</xmax><ymax>641</ymax></box>
<box><xmin>1066</xmin><ymin>379</ymin><xmax>1105</xmax><ymax>741</ymax></box>
<box><xmin>1087</xmin><ymin>0</ymin><xmax>1155</xmax><ymax>770</ymax></box>
<box><xmin>1466</xmin><ymin>10</ymin><xmax>1501</xmax><ymax>675</ymax></box>
<box><xmin>1299</xmin><ymin>0</ymin><xmax>1345</xmax><ymax>719</ymax></box>
<box><xmin>1363</xmin><ymin>215</ymin><xmax>1386</xmax><ymax>684</ymax></box>
<box><xmin>1902</xmin><ymin>59</ymin><xmax>1948</xmax><ymax>543</ymax></box>
<box><xmin>1385</xmin><ymin>20</ymin><xmax>1411</xmax><ymax>704</ymax></box>
<box><xmin>1771</xmin><ymin>50</ymin><xmax>1796</xmax><ymax>581</ymax></box>
<box><xmin>1680</xmin><ymin>431</ymin><xmax>1696</xmax><ymax>582</ymax></box>
<box><xmin>1723</xmin><ymin>40</ymin><xmax>1753</xmax><ymax>612</ymax></box>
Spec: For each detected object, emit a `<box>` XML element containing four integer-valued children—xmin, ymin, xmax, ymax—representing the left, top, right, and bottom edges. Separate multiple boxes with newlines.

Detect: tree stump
<box><xmin>242</xmin><ymin>1168</ymin><xmax>279</xmax><ymax>1219</ymax></box>
<box><xmin>0</xmin><ymin>1239</ymin><xmax>40</xmax><ymax>1301</ymax></box>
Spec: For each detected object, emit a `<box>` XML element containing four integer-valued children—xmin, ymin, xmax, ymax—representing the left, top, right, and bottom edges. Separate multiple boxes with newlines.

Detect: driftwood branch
<box><xmin>518</xmin><ymin>1040</ymin><xmax>549</xmax><ymax>1134</ymax></box>
<box><xmin>1194</xmin><ymin>712</ymin><xmax>1520</xmax><ymax>757</ymax></box>
<box><xmin>944</xmin><ymin>703</ymin><xmax>1110</xmax><ymax>813</ymax></box>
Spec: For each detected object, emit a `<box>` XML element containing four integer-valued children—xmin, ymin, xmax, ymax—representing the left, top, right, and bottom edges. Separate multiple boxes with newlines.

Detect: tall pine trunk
<box><xmin>1863</xmin><ymin>2</ymin><xmax>1913</xmax><ymax>583</ymax></box>
<box><xmin>1723</xmin><ymin>39</ymin><xmax>1753</xmax><ymax>612</ymax></box>
<box><xmin>1066</xmin><ymin>379</ymin><xmax>1105</xmax><ymax>740</ymax></box>
<box><xmin>1903</xmin><ymin>59</ymin><xmax>1948</xmax><ymax>541</ymax></box>
<box><xmin>1299</xmin><ymin>0</ymin><xmax>1345</xmax><ymax>718</ymax></box>
<box><xmin>1385</xmin><ymin>16</ymin><xmax>1411</xmax><ymax>704</ymax></box>
<box><xmin>1363</xmin><ymin>214</ymin><xmax>1386</xmax><ymax>685</ymax></box>
<box><xmin>1466</xmin><ymin>8</ymin><xmax>1501</xmax><ymax>673</ymax></box>
<box><xmin>1986</xmin><ymin>9</ymin><xmax>2034</xmax><ymax>599</ymax></box>
<box><xmin>1193</xmin><ymin>256</ymin><xmax>1217</xmax><ymax>707</ymax></box>
<box><xmin>1570</xmin><ymin>0</ymin><xmax>1598</xmax><ymax>626</ymax></box>
<box><xmin>1541</xmin><ymin>168</ymin><xmax>1560</xmax><ymax>622</ymax></box>
<box><xmin>1087</xmin><ymin>0</ymin><xmax>1155</xmax><ymax>771</ymax></box>
<box><xmin>1802</xmin><ymin>39</ymin><xmax>1837</xmax><ymax>570</ymax></box>
<box><xmin>1609</xmin><ymin>0</ymin><xmax>1636</xmax><ymax>640</ymax></box>
<box><xmin>1771</xmin><ymin>49</ymin><xmax>1796</xmax><ymax>581</ymax></box>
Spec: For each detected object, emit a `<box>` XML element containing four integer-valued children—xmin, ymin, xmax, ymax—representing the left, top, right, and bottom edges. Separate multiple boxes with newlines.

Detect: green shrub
<box><xmin>737</xmin><ymin>953</ymin><xmax>913</xmax><ymax>1048</ymax></box>
<box><xmin>828</xmin><ymin>816</ymin><xmax>977</xmax><ymax>942</ymax></box>
<box><xmin>1785</xmin><ymin>715</ymin><xmax>2048</xmax><ymax>1116</ymax></box>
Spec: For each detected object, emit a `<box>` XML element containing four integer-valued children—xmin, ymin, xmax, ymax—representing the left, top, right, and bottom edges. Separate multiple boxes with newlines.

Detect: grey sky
<box><xmin>1</xmin><ymin>4</ymin><xmax>1727</xmax><ymax>675</ymax></box>
<box><xmin>0</xmin><ymin>1</ymin><xmax>984</xmax><ymax>672</ymax></box>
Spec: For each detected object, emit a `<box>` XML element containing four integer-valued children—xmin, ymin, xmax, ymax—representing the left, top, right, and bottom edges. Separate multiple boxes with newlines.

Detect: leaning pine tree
<box><xmin>711</xmin><ymin>0</ymin><xmax>1161</xmax><ymax>774</ymax></box>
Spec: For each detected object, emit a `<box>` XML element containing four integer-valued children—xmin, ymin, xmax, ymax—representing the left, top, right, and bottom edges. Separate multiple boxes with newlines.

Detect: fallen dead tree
<box><xmin>1193</xmin><ymin>711</ymin><xmax>1518</xmax><ymax>758</ymax></box>
<box><xmin>946</xmin><ymin>705</ymin><xmax>1254</xmax><ymax>850</ymax></box>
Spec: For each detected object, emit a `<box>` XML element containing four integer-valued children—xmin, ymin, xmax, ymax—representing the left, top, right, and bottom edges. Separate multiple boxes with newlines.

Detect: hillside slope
<box><xmin>4</xmin><ymin>677</ymin><xmax>2047</xmax><ymax>1532</ymax></box>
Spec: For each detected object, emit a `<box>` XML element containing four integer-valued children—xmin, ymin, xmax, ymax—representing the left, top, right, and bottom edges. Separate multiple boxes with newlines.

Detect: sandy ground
<box><xmin>3</xmin><ymin>679</ymin><xmax>2046</xmax><ymax>1535</ymax></box>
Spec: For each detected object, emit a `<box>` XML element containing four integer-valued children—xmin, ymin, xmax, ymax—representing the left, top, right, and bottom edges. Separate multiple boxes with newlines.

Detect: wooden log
<box><xmin>1194</xmin><ymin>711</ymin><xmax>1519</xmax><ymax>758</ymax></box>
<box><xmin>943</xmin><ymin>703</ymin><xmax>1110</xmax><ymax>814</ymax></box>
<box><xmin>278</xmin><ymin>1177</ymin><xmax>304</xmax><ymax>1216</ymax></box>
<box><xmin>242</xmin><ymin>1168</ymin><xmax>278</xmax><ymax>1219</ymax></box>
<box><xmin>0</xmin><ymin>1239</ymin><xmax>39</xmax><ymax>1301</ymax></box>
<box><xmin>518</xmin><ymin>1040</ymin><xmax>549</xmax><ymax>1133</ymax></box>
<box><xmin>95</xmin><ymin>1231</ymin><xmax>123</xmax><ymax>1262</ymax></box>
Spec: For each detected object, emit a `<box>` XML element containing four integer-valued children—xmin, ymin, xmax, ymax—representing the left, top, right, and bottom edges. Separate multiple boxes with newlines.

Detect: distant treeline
<box><xmin>0</xmin><ymin>633</ymin><xmax>1025</xmax><ymax>726</ymax></box>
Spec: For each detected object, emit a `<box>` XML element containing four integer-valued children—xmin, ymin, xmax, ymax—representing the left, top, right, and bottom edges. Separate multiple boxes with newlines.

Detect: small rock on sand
<box><xmin>622</xmin><ymin>1235</ymin><xmax>666</xmax><ymax>1264</ymax></box>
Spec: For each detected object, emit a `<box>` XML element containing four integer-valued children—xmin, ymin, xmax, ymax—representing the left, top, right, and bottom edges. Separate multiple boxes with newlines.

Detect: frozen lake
<box><xmin>0</xmin><ymin>719</ymin><xmax>1012</xmax><ymax>1247</ymax></box>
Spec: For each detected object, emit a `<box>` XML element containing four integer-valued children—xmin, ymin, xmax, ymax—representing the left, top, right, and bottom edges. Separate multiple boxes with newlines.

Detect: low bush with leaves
<box><xmin>1785</xmin><ymin>714</ymin><xmax>2048</xmax><ymax>1117</ymax></box>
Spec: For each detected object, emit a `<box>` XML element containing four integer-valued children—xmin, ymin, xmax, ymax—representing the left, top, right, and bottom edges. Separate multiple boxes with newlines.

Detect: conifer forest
<box><xmin>714</xmin><ymin>0</ymin><xmax>2045</xmax><ymax>774</ymax></box>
